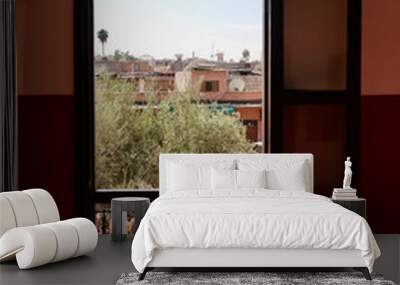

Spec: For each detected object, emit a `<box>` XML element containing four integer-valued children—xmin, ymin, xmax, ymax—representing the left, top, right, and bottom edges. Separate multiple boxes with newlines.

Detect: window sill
<box><xmin>95</xmin><ymin>189</ymin><xmax>159</xmax><ymax>203</ymax></box>
<box><xmin>96</xmin><ymin>188</ymin><xmax>159</xmax><ymax>193</ymax></box>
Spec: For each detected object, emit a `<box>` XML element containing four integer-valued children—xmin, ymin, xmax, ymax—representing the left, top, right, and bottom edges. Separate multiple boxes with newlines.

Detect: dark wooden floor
<box><xmin>0</xmin><ymin>236</ymin><xmax>134</xmax><ymax>285</ymax></box>
<box><xmin>0</xmin><ymin>235</ymin><xmax>399</xmax><ymax>285</ymax></box>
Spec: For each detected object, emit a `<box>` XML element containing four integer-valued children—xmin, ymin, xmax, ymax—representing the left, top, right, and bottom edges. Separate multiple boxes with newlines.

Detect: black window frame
<box><xmin>270</xmin><ymin>0</ymin><xmax>362</xmax><ymax>190</ymax></box>
<box><xmin>74</xmin><ymin>0</ymin><xmax>269</xmax><ymax>219</ymax></box>
<box><xmin>201</xmin><ymin>80</ymin><xmax>220</xmax><ymax>92</ymax></box>
<box><xmin>74</xmin><ymin>0</ymin><xmax>360</xmax><ymax>219</ymax></box>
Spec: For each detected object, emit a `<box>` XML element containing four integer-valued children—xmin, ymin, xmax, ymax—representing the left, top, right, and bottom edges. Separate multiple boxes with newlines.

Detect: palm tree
<box><xmin>97</xmin><ymin>29</ymin><xmax>109</xmax><ymax>57</ymax></box>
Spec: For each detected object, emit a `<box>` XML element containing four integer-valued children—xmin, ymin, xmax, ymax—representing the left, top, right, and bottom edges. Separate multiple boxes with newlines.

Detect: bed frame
<box><xmin>139</xmin><ymin>154</ymin><xmax>371</xmax><ymax>280</ymax></box>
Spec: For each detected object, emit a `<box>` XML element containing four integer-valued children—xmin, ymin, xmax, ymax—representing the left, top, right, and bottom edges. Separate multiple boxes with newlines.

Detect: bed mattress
<box><xmin>131</xmin><ymin>190</ymin><xmax>380</xmax><ymax>273</ymax></box>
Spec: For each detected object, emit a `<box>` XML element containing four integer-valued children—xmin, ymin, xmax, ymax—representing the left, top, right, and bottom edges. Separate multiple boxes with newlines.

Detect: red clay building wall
<box><xmin>236</xmin><ymin>107</ymin><xmax>263</xmax><ymax>142</ymax></box>
<box><xmin>192</xmin><ymin>69</ymin><xmax>228</xmax><ymax>95</ymax></box>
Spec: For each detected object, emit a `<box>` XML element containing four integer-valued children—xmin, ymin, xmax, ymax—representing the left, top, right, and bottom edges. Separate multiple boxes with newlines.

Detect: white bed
<box><xmin>131</xmin><ymin>154</ymin><xmax>380</xmax><ymax>280</ymax></box>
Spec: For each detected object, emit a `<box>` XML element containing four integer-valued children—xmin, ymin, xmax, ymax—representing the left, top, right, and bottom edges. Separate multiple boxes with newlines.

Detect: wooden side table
<box><xmin>111</xmin><ymin>197</ymin><xmax>150</xmax><ymax>242</ymax></box>
<box><xmin>331</xmin><ymin>198</ymin><xmax>366</xmax><ymax>219</ymax></box>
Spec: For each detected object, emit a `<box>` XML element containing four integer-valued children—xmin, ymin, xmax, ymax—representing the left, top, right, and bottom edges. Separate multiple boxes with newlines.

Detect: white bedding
<box><xmin>131</xmin><ymin>190</ymin><xmax>380</xmax><ymax>273</ymax></box>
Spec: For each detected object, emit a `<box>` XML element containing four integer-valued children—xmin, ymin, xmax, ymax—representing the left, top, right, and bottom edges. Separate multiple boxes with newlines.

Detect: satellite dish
<box><xmin>229</xmin><ymin>77</ymin><xmax>245</xmax><ymax>92</ymax></box>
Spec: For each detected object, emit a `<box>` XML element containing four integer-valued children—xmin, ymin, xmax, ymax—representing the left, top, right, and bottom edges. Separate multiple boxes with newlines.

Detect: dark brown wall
<box><xmin>360</xmin><ymin>0</ymin><xmax>400</xmax><ymax>233</ymax></box>
<box><xmin>16</xmin><ymin>0</ymin><xmax>75</xmax><ymax>219</ymax></box>
<box><xmin>360</xmin><ymin>96</ymin><xmax>400</xmax><ymax>233</ymax></box>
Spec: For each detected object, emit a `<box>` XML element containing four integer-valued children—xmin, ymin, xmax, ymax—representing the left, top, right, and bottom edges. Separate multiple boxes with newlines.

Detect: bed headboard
<box><xmin>159</xmin><ymin>153</ymin><xmax>314</xmax><ymax>195</ymax></box>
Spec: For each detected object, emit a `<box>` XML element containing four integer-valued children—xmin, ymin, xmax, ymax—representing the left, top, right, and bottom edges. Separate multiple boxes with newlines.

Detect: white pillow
<box><xmin>238</xmin><ymin>159</ymin><xmax>308</xmax><ymax>191</ymax></box>
<box><xmin>167</xmin><ymin>162</ymin><xmax>212</xmax><ymax>191</ymax></box>
<box><xmin>236</xmin><ymin>169</ymin><xmax>267</xmax><ymax>189</ymax></box>
<box><xmin>266</xmin><ymin>166</ymin><xmax>307</xmax><ymax>191</ymax></box>
<box><xmin>211</xmin><ymin>169</ymin><xmax>268</xmax><ymax>190</ymax></box>
<box><xmin>211</xmin><ymin>168</ymin><xmax>237</xmax><ymax>190</ymax></box>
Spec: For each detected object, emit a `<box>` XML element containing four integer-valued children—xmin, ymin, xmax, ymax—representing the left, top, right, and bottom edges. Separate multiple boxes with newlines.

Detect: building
<box><xmin>95</xmin><ymin>57</ymin><xmax>263</xmax><ymax>142</ymax></box>
<box><xmin>175</xmin><ymin>59</ymin><xmax>263</xmax><ymax>142</ymax></box>
<box><xmin>128</xmin><ymin>72</ymin><xmax>175</xmax><ymax>94</ymax></box>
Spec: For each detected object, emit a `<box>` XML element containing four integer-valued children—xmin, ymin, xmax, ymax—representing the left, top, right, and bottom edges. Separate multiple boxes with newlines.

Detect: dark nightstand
<box><xmin>111</xmin><ymin>197</ymin><xmax>150</xmax><ymax>242</ymax></box>
<box><xmin>331</xmin><ymin>198</ymin><xmax>366</xmax><ymax>219</ymax></box>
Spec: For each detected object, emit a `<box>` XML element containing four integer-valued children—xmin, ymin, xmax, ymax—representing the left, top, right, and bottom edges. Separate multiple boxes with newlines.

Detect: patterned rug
<box><xmin>116</xmin><ymin>271</ymin><xmax>396</xmax><ymax>285</ymax></box>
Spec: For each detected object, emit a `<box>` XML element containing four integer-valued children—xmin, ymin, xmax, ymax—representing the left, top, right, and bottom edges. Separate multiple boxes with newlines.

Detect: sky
<box><xmin>94</xmin><ymin>0</ymin><xmax>263</xmax><ymax>61</ymax></box>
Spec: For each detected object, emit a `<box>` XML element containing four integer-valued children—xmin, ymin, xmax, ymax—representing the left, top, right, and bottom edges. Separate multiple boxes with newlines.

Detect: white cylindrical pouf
<box><xmin>0</xmin><ymin>188</ymin><xmax>98</xmax><ymax>269</ymax></box>
<box><xmin>65</xmin><ymin>218</ymin><xmax>98</xmax><ymax>257</ymax></box>
<box><xmin>24</xmin><ymin>189</ymin><xmax>60</xmax><ymax>224</ymax></box>
<box><xmin>0</xmin><ymin>219</ymin><xmax>97</xmax><ymax>269</ymax></box>
<box><xmin>1</xmin><ymin>192</ymin><xmax>39</xmax><ymax>227</ymax></box>
<box><xmin>42</xmin><ymin>221</ymin><xmax>79</xmax><ymax>262</ymax></box>
<box><xmin>0</xmin><ymin>226</ymin><xmax>57</xmax><ymax>269</ymax></box>
<box><xmin>0</xmin><ymin>195</ymin><xmax>17</xmax><ymax>237</ymax></box>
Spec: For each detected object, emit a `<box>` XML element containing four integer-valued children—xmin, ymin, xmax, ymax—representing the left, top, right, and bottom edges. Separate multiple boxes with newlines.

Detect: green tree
<box><xmin>95</xmin><ymin>76</ymin><xmax>254</xmax><ymax>189</ymax></box>
<box><xmin>113</xmin><ymin>50</ymin><xmax>136</xmax><ymax>61</ymax></box>
<box><xmin>113</xmin><ymin>49</ymin><xmax>123</xmax><ymax>61</ymax></box>
<box><xmin>97</xmin><ymin>29</ymin><xmax>109</xmax><ymax>57</ymax></box>
<box><xmin>124</xmin><ymin>51</ymin><xmax>135</xmax><ymax>61</ymax></box>
<box><xmin>242</xmin><ymin>49</ymin><xmax>250</xmax><ymax>62</ymax></box>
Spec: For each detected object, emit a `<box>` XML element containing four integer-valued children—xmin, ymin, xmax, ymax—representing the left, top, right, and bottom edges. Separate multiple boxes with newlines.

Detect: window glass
<box><xmin>282</xmin><ymin>103</ymin><xmax>347</xmax><ymax>195</ymax></box>
<box><xmin>94</xmin><ymin>0</ymin><xmax>265</xmax><ymax>191</ymax></box>
<box><xmin>284</xmin><ymin>0</ymin><xmax>347</xmax><ymax>90</ymax></box>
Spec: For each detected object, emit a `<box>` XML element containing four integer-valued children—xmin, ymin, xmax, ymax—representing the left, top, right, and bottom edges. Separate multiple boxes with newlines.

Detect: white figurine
<box><xmin>343</xmin><ymin>157</ymin><xmax>353</xmax><ymax>189</ymax></box>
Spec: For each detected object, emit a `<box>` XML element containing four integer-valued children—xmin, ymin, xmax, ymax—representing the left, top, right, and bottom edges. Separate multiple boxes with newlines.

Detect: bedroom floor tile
<box><xmin>0</xmin><ymin>235</ymin><xmax>398</xmax><ymax>285</ymax></box>
<box><xmin>373</xmin><ymin>234</ymin><xmax>400</xmax><ymax>284</ymax></box>
<box><xmin>0</xmin><ymin>235</ymin><xmax>134</xmax><ymax>285</ymax></box>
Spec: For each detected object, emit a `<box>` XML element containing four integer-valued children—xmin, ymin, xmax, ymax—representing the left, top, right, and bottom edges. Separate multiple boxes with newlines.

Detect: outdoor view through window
<box><xmin>94</xmin><ymin>0</ymin><xmax>264</xmax><ymax>194</ymax></box>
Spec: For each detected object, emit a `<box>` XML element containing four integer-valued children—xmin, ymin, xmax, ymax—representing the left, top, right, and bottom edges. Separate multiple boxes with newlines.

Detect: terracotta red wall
<box><xmin>361</xmin><ymin>0</ymin><xmax>400</xmax><ymax>233</ymax></box>
<box><xmin>16</xmin><ymin>0</ymin><xmax>75</xmax><ymax>219</ymax></box>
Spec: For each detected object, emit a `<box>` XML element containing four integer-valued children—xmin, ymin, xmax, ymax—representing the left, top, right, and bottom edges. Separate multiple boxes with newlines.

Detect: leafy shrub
<box><xmin>95</xmin><ymin>76</ymin><xmax>254</xmax><ymax>189</ymax></box>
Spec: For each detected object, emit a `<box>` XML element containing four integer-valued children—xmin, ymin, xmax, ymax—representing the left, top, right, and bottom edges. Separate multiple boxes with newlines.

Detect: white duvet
<box><xmin>131</xmin><ymin>190</ymin><xmax>380</xmax><ymax>273</ymax></box>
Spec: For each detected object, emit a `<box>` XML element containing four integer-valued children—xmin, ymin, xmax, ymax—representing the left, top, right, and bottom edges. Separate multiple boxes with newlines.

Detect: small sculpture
<box><xmin>343</xmin><ymin>157</ymin><xmax>353</xmax><ymax>189</ymax></box>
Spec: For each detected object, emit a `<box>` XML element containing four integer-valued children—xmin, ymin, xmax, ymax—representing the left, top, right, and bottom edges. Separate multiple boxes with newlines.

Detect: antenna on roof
<box><xmin>210</xmin><ymin>41</ymin><xmax>216</xmax><ymax>59</ymax></box>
